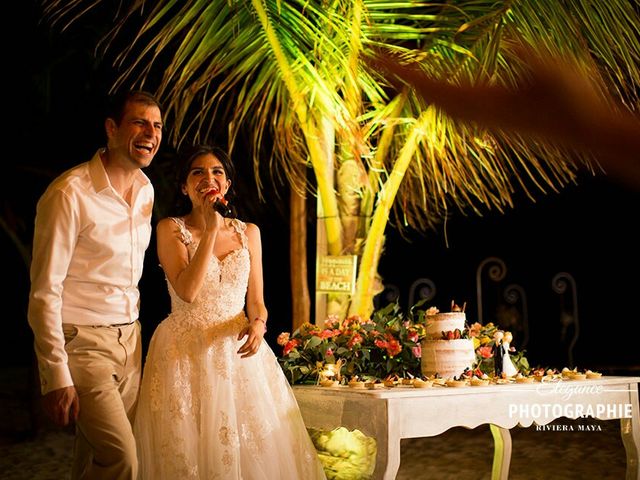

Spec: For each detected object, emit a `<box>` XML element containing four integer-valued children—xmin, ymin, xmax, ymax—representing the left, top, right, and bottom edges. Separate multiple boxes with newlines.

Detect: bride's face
<box><xmin>183</xmin><ymin>153</ymin><xmax>231</xmax><ymax>207</ymax></box>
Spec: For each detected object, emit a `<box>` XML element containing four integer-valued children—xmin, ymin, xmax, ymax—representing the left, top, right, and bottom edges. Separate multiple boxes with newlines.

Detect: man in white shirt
<box><xmin>28</xmin><ymin>90</ymin><xmax>163</xmax><ymax>480</ymax></box>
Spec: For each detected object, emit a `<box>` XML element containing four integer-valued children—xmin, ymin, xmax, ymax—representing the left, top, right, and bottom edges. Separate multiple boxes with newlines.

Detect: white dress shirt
<box><xmin>28</xmin><ymin>150</ymin><xmax>154</xmax><ymax>394</ymax></box>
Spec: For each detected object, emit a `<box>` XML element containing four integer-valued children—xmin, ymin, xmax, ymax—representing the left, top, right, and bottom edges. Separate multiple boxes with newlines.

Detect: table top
<box><xmin>293</xmin><ymin>376</ymin><xmax>640</xmax><ymax>436</ymax></box>
<box><xmin>293</xmin><ymin>376</ymin><xmax>640</xmax><ymax>399</ymax></box>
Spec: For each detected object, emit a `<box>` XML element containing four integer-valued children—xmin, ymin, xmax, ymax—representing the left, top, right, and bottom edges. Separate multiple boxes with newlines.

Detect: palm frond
<box><xmin>42</xmin><ymin>0</ymin><xmax>640</xmax><ymax>255</ymax></box>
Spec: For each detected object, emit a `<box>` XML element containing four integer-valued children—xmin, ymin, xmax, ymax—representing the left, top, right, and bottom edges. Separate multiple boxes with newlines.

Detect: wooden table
<box><xmin>293</xmin><ymin>376</ymin><xmax>640</xmax><ymax>480</ymax></box>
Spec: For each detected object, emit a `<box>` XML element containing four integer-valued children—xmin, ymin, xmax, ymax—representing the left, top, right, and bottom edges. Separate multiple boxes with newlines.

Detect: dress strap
<box><xmin>170</xmin><ymin>217</ymin><xmax>193</xmax><ymax>245</ymax></box>
<box><xmin>230</xmin><ymin>218</ymin><xmax>248</xmax><ymax>249</ymax></box>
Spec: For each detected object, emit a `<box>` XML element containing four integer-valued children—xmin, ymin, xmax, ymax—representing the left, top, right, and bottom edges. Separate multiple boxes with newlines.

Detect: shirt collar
<box><xmin>88</xmin><ymin>149</ymin><xmax>151</xmax><ymax>194</ymax></box>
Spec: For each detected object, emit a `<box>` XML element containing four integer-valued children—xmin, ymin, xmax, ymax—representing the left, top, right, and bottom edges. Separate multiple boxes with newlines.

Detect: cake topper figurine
<box><xmin>492</xmin><ymin>330</ymin><xmax>505</xmax><ymax>377</ymax></box>
<box><xmin>501</xmin><ymin>331</ymin><xmax>519</xmax><ymax>377</ymax></box>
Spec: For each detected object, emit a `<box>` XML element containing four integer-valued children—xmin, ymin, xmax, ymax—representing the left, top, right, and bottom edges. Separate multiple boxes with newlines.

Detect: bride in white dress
<box><xmin>134</xmin><ymin>145</ymin><xmax>326</xmax><ymax>479</ymax></box>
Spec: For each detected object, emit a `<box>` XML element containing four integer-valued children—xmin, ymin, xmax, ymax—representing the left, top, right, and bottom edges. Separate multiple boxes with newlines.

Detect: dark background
<box><xmin>3</xmin><ymin>1</ymin><xmax>639</xmax><ymax>385</ymax></box>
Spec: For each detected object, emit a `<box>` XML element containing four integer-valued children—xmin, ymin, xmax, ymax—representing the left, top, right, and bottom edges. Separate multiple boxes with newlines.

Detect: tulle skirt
<box><xmin>134</xmin><ymin>312</ymin><xmax>326</xmax><ymax>479</ymax></box>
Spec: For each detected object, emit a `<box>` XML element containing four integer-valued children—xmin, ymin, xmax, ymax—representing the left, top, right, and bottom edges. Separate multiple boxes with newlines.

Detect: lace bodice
<box><xmin>165</xmin><ymin>217</ymin><xmax>250</xmax><ymax>329</ymax></box>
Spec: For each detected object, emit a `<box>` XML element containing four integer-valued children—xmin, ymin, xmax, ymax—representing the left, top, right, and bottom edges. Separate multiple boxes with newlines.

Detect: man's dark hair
<box><xmin>106</xmin><ymin>90</ymin><xmax>163</xmax><ymax>125</ymax></box>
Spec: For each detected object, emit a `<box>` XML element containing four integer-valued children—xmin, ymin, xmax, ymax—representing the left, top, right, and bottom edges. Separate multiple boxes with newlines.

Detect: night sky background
<box><xmin>3</xmin><ymin>1</ymin><xmax>639</xmax><ymax>387</ymax></box>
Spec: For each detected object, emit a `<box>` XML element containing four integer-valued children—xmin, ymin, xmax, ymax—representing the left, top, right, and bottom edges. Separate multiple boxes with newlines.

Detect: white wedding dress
<box><xmin>134</xmin><ymin>217</ymin><xmax>326</xmax><ymax>479</ymax></box>
<box><xmin>501</xmin><ymin>341</ymin><xmax>519</xmax><ymax>377</ymax></box>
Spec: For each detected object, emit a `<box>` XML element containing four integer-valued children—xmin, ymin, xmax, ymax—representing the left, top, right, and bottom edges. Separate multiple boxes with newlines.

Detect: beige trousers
<box><xmin>63</xmin><ymin>321</ymin><xmax>141</xmax><ymax>480</ymax></box>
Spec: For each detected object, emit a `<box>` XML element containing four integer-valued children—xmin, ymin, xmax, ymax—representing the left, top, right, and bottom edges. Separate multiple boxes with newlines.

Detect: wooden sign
<box><xmin>316</xmin><ymin>255</ymin><xmax>357</xmax><ymax>294</ymax></box>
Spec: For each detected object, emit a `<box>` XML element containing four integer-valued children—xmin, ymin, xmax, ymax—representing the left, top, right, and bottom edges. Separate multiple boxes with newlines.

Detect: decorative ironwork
<box><xmin>476</xmin><ymin>257</ymin><xmax>507</xmax><ymax>324</ymax></box>
<box><xmin>552</xmin><ymin>272</ymin><xmax>579</xmax><ymax>368</ymax></box>
<box><xmin>374</xmin><ymin>283</ymin><xmax>400</xmax><ymax>309</ymax></box>
<box><xmin>503</xmin><ymin>284</ymin><xmax>529</xmax><ymax>349</ymax></box>
<box><xmin>408</xmin><ymin>277</ymin><xmax>436</xmax><ymax>308</ymax></box>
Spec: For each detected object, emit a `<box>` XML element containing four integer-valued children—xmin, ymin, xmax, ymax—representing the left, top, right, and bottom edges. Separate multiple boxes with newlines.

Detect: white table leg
<box><xmin>371</xmin><ymin>405</ymin><xmax>401</xmax><ymax>480</ymax></box>
<box><xmin>490</xmin><ymin>423</ymin><xmax>512</xmax><ymax>480</ymax></box>
<box><xmin>621</xmin><ymin>382</ymin><xmax>640</xmax><ymax>480</ymax></box>
<box><xmin>621</xmin><ymin>418</ymin><xmax>639</xmax><ymax>480</ymax></box>
<box><xmin>373</xmin><ymin>431</ymin><xmax>401</xmax><ymax>480</ymax></box>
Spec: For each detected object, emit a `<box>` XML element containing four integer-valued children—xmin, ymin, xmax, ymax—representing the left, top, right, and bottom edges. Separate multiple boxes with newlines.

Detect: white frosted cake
<box><xmin>421</xmin><ymin>305</ymin><xmax>475</xmax><ymax>379</ymax></box>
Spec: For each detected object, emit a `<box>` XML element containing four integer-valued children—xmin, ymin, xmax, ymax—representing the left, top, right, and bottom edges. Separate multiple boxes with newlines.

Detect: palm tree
<box><xmin>43</xmin><ymin>0</ymin><xmax>640</xmax><ymax>324</ymax></box>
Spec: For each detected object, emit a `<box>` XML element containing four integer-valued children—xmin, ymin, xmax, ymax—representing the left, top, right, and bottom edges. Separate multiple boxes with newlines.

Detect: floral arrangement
<box><xmin>277</xmin><ymin>301</ymin><xmax>529</xmax><ymax>384</ymax></box>
<box><xmin>277</xmin><ymin>302</ymin><xmax>426</xmax><ymax>384</ymax></box>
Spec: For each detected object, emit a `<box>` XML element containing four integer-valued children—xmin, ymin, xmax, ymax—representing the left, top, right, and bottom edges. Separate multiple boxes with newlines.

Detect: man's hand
<box><xmin>43</xmin><ymin>386</ymin><xmax>79</xmax><ymax>427</ymax></box>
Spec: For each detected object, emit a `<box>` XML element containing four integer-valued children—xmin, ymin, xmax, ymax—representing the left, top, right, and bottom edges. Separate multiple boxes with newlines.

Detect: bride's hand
<box><xmin>202</xmin><ymin>193</ymin><xmax>224</xmax><ymax>232</ymax></box>
<box><xmin>236</xmin><ymin>319</ymin><xmax>266</xmax><ymax>358</ymax></box>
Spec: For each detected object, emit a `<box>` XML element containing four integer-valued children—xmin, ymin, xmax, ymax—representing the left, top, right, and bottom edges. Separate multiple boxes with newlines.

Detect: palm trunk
<box><xmin>348</xmin><ymin>109</ymin><xmax>429</xmax><ymax>318</ymax></box>
<box><xmin>290</xmin><ymin>183</ymin><xmax>310</xmax><ymax>329</ymax></box>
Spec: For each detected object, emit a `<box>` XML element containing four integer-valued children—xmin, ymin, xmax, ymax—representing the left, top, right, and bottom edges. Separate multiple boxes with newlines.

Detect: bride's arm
<box><xmin>156</xmin><ymin>217</ymin><xmax>218</xmax><ymax>303</ymax></box>
<box><xmin>237</xmin><ymin>222</ymin><xmax>268</xmax><ymax>358</ymax></box>
<box><xmin>245</xmin><ymin>223</ymin><xmax>268</xmax><ymax>322</ymax></box>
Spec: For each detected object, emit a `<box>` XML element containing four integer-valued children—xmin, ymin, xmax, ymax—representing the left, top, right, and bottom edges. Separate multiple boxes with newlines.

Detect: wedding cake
<box><xmin>421</xmin><ymin>303</ymin><xmax>476</xmax><ymax>379</ymax></box>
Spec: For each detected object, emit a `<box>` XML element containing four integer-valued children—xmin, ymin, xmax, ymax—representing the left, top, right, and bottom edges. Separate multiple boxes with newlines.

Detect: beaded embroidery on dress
<box><xmin>134</xmin><ymin>217</ymin><xmax>326</xmax><ymax>479</ymax></box>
